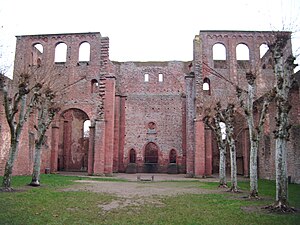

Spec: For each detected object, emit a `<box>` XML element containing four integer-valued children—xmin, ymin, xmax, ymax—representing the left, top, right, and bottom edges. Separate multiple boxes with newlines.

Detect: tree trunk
<box><xmin>219</xmin><ymin>143</ymin><xmax>227</xmax><ymax>187</ymax></box>
<box><xmin>228</xmin><ymin>136</ymin><xmax>238</xmax><ymax>192</ymax></box>
<box><xmin>275</xmin><ymin>137</ymin><xmax>288</xmax><ymax>205</ymax></box>
<box><xmin>30</xmin><ymin>145</ymin><xmax>42</xmax><ymax>186</ymax></box>
<box><xmin>249</xmin><ymin>138</ymin><xmax>259</xmax><ymax>197</ymax></box>
<box><xmin>2</xmin><ymin>142</ymin><xmax>19</xmax><ymax>191</ymax></box>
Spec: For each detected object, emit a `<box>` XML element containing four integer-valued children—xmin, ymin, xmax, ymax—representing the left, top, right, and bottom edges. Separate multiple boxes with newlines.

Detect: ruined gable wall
<box><xmin>114</xmin><ymin>61</ymin><xmax>189</xmax><ymax>172</ymax></box>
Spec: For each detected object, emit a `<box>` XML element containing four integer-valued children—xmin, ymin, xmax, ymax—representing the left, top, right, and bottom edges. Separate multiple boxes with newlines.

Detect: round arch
<box><xmin>57</xmin><ymin>108</ymin><xmax>90</xmax><ymax>172</ymax></box>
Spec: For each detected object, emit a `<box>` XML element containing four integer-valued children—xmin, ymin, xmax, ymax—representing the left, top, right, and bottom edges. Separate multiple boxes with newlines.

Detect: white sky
<box><xmin>1</xmin><ymin>0</ymin><xmax>300</xmax><ymax>77</ymax></box>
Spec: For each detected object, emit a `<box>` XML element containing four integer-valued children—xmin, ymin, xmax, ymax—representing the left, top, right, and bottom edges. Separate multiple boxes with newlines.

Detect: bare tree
<box><xmin>224</xmin><ymin>103</ymin><xmax>239</xmax><ymax>192</ymax></box>
<box><xmin>236</xmin><ymin>73</ymin><xmax>275</xmax><ymax>198</ymax></box>
<box><xmin>203</xmin><ymin>102</ymin><xmax>227</xmax><ymax>188</ymax></box>
<box><xmin>29</xmin><ymin>87</ymin><xmax>60</xmax><ymax>186</ymax></box>
<box><xmin>0</xmin><ymin>71</ymin><xmax>42</xmax><ymax>191</ymax></box>
<box><xmin>266</xmin><ymin>33</ymin><xmax>297</xmax><ymax>212</ymax></box>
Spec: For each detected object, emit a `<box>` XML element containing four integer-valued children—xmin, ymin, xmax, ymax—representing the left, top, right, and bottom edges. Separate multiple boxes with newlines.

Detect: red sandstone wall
<box><xmin>114</xmin><ymin>61</ymin><xmax>189</xmax><ymax>173</ymax></box>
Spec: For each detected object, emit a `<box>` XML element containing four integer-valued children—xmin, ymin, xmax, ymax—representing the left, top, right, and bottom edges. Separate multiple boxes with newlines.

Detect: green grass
<box><xmin>0</xmin><ymin>174</ymin><xmax>299</xmax><ymax>225</ymax></box>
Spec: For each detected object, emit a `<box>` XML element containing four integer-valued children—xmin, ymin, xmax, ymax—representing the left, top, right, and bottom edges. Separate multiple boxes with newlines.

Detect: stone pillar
<box><xmin>185</xmin><ymin>74</ymin><xmax>195</xmax><ymax>176</ymax></box>
<box><xmin>50</xmin><ymin>124</ymin><xmax>59</xmax><ymax>173</ymax></box>
<box><xmin>63</xmin><ymin>121</ymin><xmax>71</xmax><ymax>170</ymax></box>
<box><xmin>205</xmin><ymin>128</ymin><xmax>213</xmax><ymax>176</ymax></box>
<box><xmin>113</xmin><ymin>95</ymin><xmax>121</xmax><ymax>172</ymax></box>
<box><xmin>87</xmin><ymin>125</ymin><xmax>95</xmax><ymax>175</ymax></box>
<box><xmin>118</xmin><ymin>96</ymin><xmax>126</xmax><ymax>172</ymax></box>
<box><xmin>104</xmin><ymin>75</ymin><xmax>116</xmax><ymax>174</ymax></box>
<box><xmin>93</xmin><ymin>120</ymin><xmax>106</xmax><ymax>175</ymax></box>
<box><xmin>194</xmin><ymin>119</ymin><xmax>206</xmax><ymax>176</ymax></box>
<box><xmin>243</xmin><ymin>129</ymin><xmax>249</xmax><ymax>177</ymax></box>
<box><xmin>181</xmin><ymin>95</ymin><xmax>187</xmax><ymax>172</ymax></box>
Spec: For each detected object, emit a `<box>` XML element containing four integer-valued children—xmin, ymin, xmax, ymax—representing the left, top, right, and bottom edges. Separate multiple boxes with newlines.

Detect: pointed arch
<box><xmin>169</xmin><ymin>149</ymin><xmax>177</xmax><ymax>163</ymax></box>
<box><xmin>129</xmin><ymin>149</ymin><xmax>136</xmax><ymax>163</ymax></box>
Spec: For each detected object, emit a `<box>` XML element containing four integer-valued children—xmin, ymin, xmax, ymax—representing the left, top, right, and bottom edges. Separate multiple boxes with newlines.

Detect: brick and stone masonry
<box><xmin>0</xmin><ymin>30</ymin><xmax>299</xmax><ymax>183</ymax></box>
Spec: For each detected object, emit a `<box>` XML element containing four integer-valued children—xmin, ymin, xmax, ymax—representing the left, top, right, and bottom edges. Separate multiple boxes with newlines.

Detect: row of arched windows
<box><xmin>31</xmin><ymin>42</ymin><xmax>91</xmax><ymax>65</ymax></box>
<box><xmin>212</xmin><ymin>43</ymin><xmax>269</xmax><ymax>61</ymax></box>
<box><xmin>129</xmin><ymin>148</ymin><xmax>177</xmax><ymax>164</ymax></box>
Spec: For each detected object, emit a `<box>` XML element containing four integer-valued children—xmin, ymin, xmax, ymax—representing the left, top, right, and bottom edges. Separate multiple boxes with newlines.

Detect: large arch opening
<box><xmin>58</xmin><ymin>108</ymin><xmax>90</xmax><ymax>172</ymax></box>
<box><xmin>144</xmin><ymin>142</ymin><xmax>159</xmax><ymax>173</ymax></box>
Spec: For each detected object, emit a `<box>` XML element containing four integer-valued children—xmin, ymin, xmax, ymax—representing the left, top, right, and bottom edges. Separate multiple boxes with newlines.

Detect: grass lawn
<box><xmin>0</xmin><ymin>174</ymin><xmax>299</xmax><ymax>225</ymax></box>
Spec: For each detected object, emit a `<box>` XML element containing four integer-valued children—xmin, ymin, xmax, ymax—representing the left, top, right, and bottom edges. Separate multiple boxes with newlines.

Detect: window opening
<box><xmin>158</xmin><ymin>73</ymin><xmax>163</xmax><ymax>82</ymax></box>
<box><xmin>236</xmin><ymin>43</ymin><xmax>250</xmax><ymax>60</ymax></box>
<box><xmin>260</xmin><ymin>44</ymin><xmax>269</xmax><ymax>58</ymax></box>
<box><xmin>213</xmin><ymin>43</ymin><xmax>226</xmax><ymax>60</ymax></box>
<box><xmin>83</xmin><ymin>120</ymin><xmax>91</xmax><ymax>138</ymax></box>
<box><xmin>144</xmin><ymin>73</ymin><xmax>149</xmax><ymax>82</ymax></box>
<box><xmin>203</xmin><ymin>78</ymin><xmax>210</xmax><ymax>91</ymax></box>
<box><xmin>55</xmin><ymin>42</ymin><xmax>67</xmax><ymax>63</ymax></box>
<box><xmin>79</xmin><ymin>42</ymin><xmax>90</xmax><ymax>61</ymax></box>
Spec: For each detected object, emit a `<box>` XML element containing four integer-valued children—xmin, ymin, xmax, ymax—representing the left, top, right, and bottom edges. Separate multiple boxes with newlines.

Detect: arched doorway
<box><xmin>58</xmin><ymin>108</ymin><xmax>89</xmax><ymax>172</ymax></box>
<box><xmin>144</xmin><ymin>142</ymin><xmax>159</xmax><ymax>173</ymax></box>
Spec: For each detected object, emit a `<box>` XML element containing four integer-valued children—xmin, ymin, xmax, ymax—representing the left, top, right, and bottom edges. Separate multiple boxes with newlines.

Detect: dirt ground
<box><xmin>62</xmin><ymin>173</ymin><xmax>246</xmax><ymax>212</ymax></box>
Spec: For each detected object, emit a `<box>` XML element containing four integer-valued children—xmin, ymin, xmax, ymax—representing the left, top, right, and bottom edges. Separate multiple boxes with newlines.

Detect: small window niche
<box><xmin>169</xmin><ymin>149</ymin><xmax>177</xmax><ymax>163</ymax></box>
<box><xmin>147</xmin><ymin>122</ymin><xmax>157</xmax><ymax>134</ymax></box>
<box><xmin>158</xmin><ymin>73</ymin><xmax>163</xmax><ymax>82</ymax></box>
<box><xmin>129</xmin><ymin>149</ymin><xmax>136</xmax><ymax>163</ymax></box>
<box><xmin>144</xmin><ymin>73</ymin><xmax>149</xmax><ymax>82</ymax></box>
<box><xmin>203</xmin><ymin>78</ymin><xmax>211</xmax><ymax>95</ymax></box>
<box><xmin>91</xmin><ymin>79</ymin><xmax>99</xmax><ymax>93</ymax></box>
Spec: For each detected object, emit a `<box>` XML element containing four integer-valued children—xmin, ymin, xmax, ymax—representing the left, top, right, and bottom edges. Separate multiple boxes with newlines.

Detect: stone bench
<box><xmin>137</xmin><ymin>175</ymin><xmax>154</xmax><ymax>182</ymax></box>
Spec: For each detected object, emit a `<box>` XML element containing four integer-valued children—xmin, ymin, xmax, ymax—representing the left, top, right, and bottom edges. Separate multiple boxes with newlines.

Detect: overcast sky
<box><xmin>1</xmin><ymin>0</ymin><xmax>300</xmax><ymax>77</ymax></box>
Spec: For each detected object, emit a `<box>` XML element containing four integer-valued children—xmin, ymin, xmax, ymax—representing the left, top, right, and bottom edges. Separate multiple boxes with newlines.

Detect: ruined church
<box><xmin>0</xmin><ymin>30</ymin><xmax>299</xmax><ymax>183</ymax></box>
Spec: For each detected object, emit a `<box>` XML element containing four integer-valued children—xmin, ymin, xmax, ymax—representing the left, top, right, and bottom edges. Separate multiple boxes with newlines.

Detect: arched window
<box><xmin>33</xmin><ymin>43</ymin><xmax>43</xmax><ymax>53</ymax></box>
<box><xmin>55</xmin><ymin>42</ymin><xmax>67</xmax><ymax>63</ymax></box>
<box><xmin>259</xmin><ymin>44</ymin><xmax>269</xmax><ymax>58</ymax></box>
<box><xmin>236</xmin><ymin>43</ymin><xmax>249</xmax><ymax>60</ymax></box>
<box><xmin>83</xmin><ymin>120</ymin><xmax>91</xmax><ymax>138</ymax></box>
<box><xmin>32</xmin><ymin>43</ymin><xmax>43</xmax><ymax>66</ymax></box>
<box><xmin>79</xmin><ymin>42</ymin><xmax>90</xmax><ymax>62</ymax></box>
<box><xmin>169</xmin><ymin>149</ymin><xmax>177</xmax><ymax>163</ymax></box>
<box><xmin>91</xmin><ymin>79</ymin><xmax>99</xmax><ymax>93</ymax></box>
<box><xmin>213</xmin><ymin>43</ymin><xmax>226</xmax><ymax>60</ymax></box>
<box><xmin>203</xmin><ymin>78</ymin><xmax>210</xmax><ymax>92</ymax></box>
<box><xmin>129</xmin><ymin>149</ymin><xmax>136</xmax><ymax>163</ymax></box>
<box><xmin>144</xmin><ymin>73</ymin><xmax>149</xmax><ymax>82</ymax></box>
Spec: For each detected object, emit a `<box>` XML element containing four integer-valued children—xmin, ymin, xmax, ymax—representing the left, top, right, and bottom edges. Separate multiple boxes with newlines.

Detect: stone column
<box><xmin>50</xmin><ymin>124</ymin><xmax>59</xmax><ymax>173</ymax></box>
